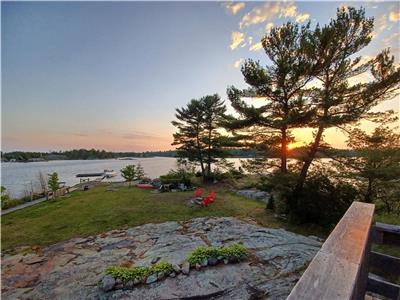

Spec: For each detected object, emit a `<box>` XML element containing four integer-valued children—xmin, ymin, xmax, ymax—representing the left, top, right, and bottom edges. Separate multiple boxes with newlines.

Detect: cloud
<box><xmin>296</xmin><ymin>13</ymin><xmax>310</xmax><ymax>23</ymax></box>
<box><xmin>249</xmin><ymin>42</ymin><xmax>263</xmax><ymax>52</ymax></box>
<box><xmin>233</xmin><ymin>58</ymin><xmax>244</xmax><ymax>68</ymax></box>
<box><xmin>383</xmin><ymin>32</ymin><xmax>400</xmax><ymax>48</ymax></box>
<box><xmin>371</xmin><ymin>14</ymin><xmax>388</xmax><ymax>38</ymax></box>
<box><xmin>230</xmin><ymin>31</ymin><xmax>245</xmax><ymax>50</ymax></box>
<box><xmin>265</xmin><ymin>22</ymin><xmax>274</xmax><ymax>33</ymax></box>
<box><xmin>248</xmin><ymin>36</ymin><xmax>253</xmax><ymax>45</ymax></box>
<box><xmin>239</xmin><ymin>2</ymin><xmax>310</xmax><ymax>29</ymax></box>
<box><xmin>122</xmin><ymin>131</ymin><xmax>161</xmax><ymax>140</ymax></box>
<box><xmin>240</xmin><ymin>2</ymin><xmax>284</xmax><ymax>28</ymax></box>
<box><xmin>389</xmin><ymin>11</ymin><xmax>400</xmax><ymax>22</ymax></box>
<box><xmin>281</xmin><ymin>4</ymin><xmax>297</xmax><ymax>18</ymax></box>
<box><xmin>223</xmin><ymin>2</ymin><xmax>246</xmax><ymax>15</ymax></box>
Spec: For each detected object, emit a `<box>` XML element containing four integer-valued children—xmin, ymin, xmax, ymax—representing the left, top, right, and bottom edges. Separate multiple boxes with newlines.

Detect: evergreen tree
<box><xmin>120</xmin><ymin>165</ymin><xmax>143</xmax><ymax>187</ymax></box>
<box><xmin>48</xmin><ymin>172</ymin><xmax>59</xmax><ymax>199</ymax></box>
<box><xmin>202</xmin><ymin>95</ymin><xmax>227</xmax><ymax>176</ymax></box>
<box><xmin>337</xmin><ymin>121</ymin><xmax>400</xmax><ymax>207</ymax></box>
<box><xmin>295</xmin><ymin>7</ymin><xmax>400</xmax><ymax>195</ymax></box>
<box><xmin>136</xmin><ymin>163</ymin><xmax>145</xmax><ymax>180</ymax></box>
<box><xmin>172</xmin><ymin>94</ymin><xmax>227</xmax><ymax>181</ymax></box>
<box><xmin>225</xmin><ymin>22</ymin><xmax>317</xmax><ymax>173</ymax></box>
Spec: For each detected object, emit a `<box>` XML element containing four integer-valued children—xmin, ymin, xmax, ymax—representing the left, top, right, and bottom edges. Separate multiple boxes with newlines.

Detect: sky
<box><xmin>2</xmin><ymin>1</ymin><xmax>399</xmax><ymax>152</ymax></box>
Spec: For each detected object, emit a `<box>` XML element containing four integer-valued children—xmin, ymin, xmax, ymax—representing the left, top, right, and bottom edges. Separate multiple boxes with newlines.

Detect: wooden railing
<box><xmin>368</xmin><ymin>223</ymin><xmax>400</xmax><ymax>299</ymax></box>
<box><xmin>287</xmin><ymin>202</ymin><xmax>375</xmax><ymax>300</ymax></box>
<box><xmin>287</xmin><ymin>202</ymin><xmax>400</xmax><ymax>300</ymax></box>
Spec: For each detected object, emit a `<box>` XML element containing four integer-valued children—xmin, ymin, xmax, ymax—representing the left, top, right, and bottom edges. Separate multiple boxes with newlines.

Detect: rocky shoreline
<box><xmin>2</xmin><ymin>217</ymin><xmax>321</xmax><ymax>299</ymax></box>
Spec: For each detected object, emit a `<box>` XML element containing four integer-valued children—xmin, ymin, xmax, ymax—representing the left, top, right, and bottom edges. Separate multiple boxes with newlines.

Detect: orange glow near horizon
<box><xmin>287</xmin><ymin>142</ymin><xmax>305</xmax><ymax>150</ymax></box>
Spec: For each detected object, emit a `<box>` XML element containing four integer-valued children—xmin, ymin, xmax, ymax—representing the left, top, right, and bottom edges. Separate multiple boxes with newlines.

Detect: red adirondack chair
<box><xmin>209</xmin><ymin>190</ymin><xmax>216</xmax><ymax>202</ymax></box>
<box><xmin>194</xmin><ymin>187</ymin><xmax>202</xmax><ymax>198</ymax></box>
<box><xmin>201</xmin><ymin>196</ymin><xmax>211</xmax><ymax>206</ymax></box>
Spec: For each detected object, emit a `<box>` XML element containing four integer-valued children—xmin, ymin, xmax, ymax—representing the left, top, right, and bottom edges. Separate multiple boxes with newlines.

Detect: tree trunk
<box><xmin>281</xmin><ymin>128</ymin><xmax>288</xmax><ymax>173</ymax></box>
<box><xmin>364</xmin><ymin>178</ymin><xmax>373</xmax><ymax>203</ymax></box>
<box><xmin>295</xmin><ymin>124</ymin><xmax>325</xmax><ymax>192</ymax></box>
<box><xmin>200</xmin><ymin>161</ymin><xmax>206</xmax><ymax>182</ymax></box>
<box><xmin>196</xmin><ymin>127</ymin><xmax>206</xmax><ymax>182</ymax></box>
<box><xmin>207</xmin><ymin>123</ymin><xmax>212</xmax><ymax>179</ymax></box>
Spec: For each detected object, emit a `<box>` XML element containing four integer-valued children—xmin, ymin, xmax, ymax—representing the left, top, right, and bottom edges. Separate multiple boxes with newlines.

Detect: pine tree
<box><xmin>337</xmin><ymin>121</ymin><xmax>400</xmax><ymax>207</ymax></box>
<box><xmin>120</xmin><ymin>165</ymin><xmax>143</xmax><ymax>187</ymax></box>
<box><xmin>225</xmin><ymin>22</ymin><xmax>317</xmax><ymax>173</ymax></box>
<box><xmin>201</xmin><ymin>95</ymin><xmax>227</xmax><ymax>177</ymax></box>
<box><xmin>136</xmin><ymin>163</ymin><xmax>145</xmax><ymax>180</ymax></box>
<box><xmin>172</xmin><ymin>94</ymin><xmax>227</xmax><ymax>181</ymax></box>
<box><xmin>48</xmin><ymin>172</ymin><xmax>59</xmax><ymax>199</ymax></box>
<box><xmin>295</xmin><ymin>7</ymin><xmax>400</xmax><ymax>195</ymax></box>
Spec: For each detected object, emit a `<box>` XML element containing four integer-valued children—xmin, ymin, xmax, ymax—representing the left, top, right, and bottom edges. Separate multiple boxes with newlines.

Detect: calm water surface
<box><xmin>1</xmin><ymin>158</ymin><xmax>181</xmax><ymax>198</ymax></box>
<box><xmin>1</xmin><ymin>157</ymin><xmax>329</xmax><ymax>198</ymax></box>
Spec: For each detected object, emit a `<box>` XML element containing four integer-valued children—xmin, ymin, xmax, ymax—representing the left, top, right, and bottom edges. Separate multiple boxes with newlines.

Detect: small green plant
<box><xmin>48</xmin><ymin>172</ymin><xmax>60</xmax><ymax>199</ymax></box>
<box><xmin>120</xmin><ymin>164</ymin><xmax>145</xmax><ymax>187</ymax></box>
<box><xmin>105</xmin><ymin>262</ymin><xmax>173</xmax><ymax>283</ymax></box>
<box><xmin>187</xmin><ymin>243</ymin><xmax>247</xmax><ymax>265</ymax></box>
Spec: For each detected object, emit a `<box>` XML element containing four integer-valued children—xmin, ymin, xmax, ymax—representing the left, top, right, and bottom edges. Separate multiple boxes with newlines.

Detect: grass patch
<box><xmin>1</xmin><ymin>185</ymin><xmax>327</xmax><ymax>251</ymax></box>
<box><xmin>187</xmin><ymin>243</ymin><xmax>247</xmax><ymax>265</ymax></box>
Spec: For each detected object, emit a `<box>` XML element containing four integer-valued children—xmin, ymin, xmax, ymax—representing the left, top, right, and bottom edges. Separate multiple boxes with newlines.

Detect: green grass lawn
<box><xmin>2</xmin><ymin>185</ymin><xmax>296</xmax><ymax>251</ymax></box>
<box><xmin>3</xmin><ymin>184</ymin><xmax>399</xmax><ymax>259</ymax></box>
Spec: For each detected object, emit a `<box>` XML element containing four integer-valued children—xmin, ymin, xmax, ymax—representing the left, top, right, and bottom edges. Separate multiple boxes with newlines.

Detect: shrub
<box><xmin>187</xmin><ymin>243</ymin><xmax>247</xmax><ymax>265</ymax></box>
<box><xmin>292</xmin><ymin>173</ymin><xmax>358</xmax><ymax>227</ymax></box>
<box><xmin>259</xmin><ymin>171</ymin><xmax>298</xmax><ymax>215</ymax></box>
<box><xmin>160</xmin><ymin>168</ymin><xmax>193</xmax><ymax>187</ymax></box>
<box><xmin>105</xmin><ymin>262</ymin><xmax>173</xmax><ymax>283</ymax></box>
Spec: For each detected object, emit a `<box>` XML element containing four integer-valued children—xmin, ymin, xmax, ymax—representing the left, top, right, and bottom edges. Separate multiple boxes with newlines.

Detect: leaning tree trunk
<box><xmin>290</xmin><ymin>124</ymin><xmax>325</xmax><ymax>213</ymax></box>
<box><xmin>281</xmin><ymin>127</ymin><xmax>288</xmax><ymax>174</ymax></box>
<box><xmin>296</xmin><ymin>124</ymin><xmax>325</xmax><ymax>193</ymax></box>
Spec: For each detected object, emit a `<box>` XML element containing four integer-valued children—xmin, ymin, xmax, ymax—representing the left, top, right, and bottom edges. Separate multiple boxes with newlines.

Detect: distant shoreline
<box><xmin>1</xmin><ymin>147</ymin><xmax>364</xmax><ymax>163</ymax></box>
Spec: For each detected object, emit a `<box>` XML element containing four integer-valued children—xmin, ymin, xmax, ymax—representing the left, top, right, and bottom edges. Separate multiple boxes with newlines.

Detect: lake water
<box><xmin>1</xmin><ymin>158</ymin><xmax>177</xmax><ymax>198</ymax></box>
<box><xmin>1</xmin><ymin>157</ymin><xmax>331</xmax><ymax>198</ymax></box>
<box><xmin>1</xmin><ymin>157</ymin><xmax>247</xmax><ymax>198</ymax></box>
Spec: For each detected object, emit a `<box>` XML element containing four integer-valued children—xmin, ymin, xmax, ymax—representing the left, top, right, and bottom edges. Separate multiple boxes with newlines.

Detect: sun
<box><xmin>287</xmin><ymin>142</ymin><xmax>305</xmax><ymax>150</ymax></box>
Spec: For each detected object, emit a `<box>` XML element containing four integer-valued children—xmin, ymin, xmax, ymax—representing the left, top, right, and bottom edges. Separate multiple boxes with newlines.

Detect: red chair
<box><xmin>194</xmin><ymin>187</ymin><xmax>202</xmax><ymax>198</ymax></box>
<box><xmin>201</xmin><ymin>196</ymin><xmax>212</xmax><ymax>206</ymax></box>
<box><xmin>208</xmin><ymin>190</ymin><xmax>216</xmax><ymax>202</ymax></box>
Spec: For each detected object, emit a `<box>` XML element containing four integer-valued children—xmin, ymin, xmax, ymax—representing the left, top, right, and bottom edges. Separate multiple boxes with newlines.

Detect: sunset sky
<box><xmin>2</xmin><ymin>1</ymin><xmax>399</xmax><ymax>152</ymax></box>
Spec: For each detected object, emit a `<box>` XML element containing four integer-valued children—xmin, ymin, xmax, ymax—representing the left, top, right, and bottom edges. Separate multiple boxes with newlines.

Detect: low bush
<box><xmin>160</xmin><ymin>170</ymin><xmax>192</xmax><ymax>187</ymax></box>
<box><xmin>187</xmin><ymin>243</ymin><xmax>247</xmax><ymax>265</ymax></box>
<box><xmin>292</xmin><ymin>173</ymin><xmax>358</xmax><ymax>227</ymax></box>
<box><xmin>105</xmin><ymin>262</ymin><xmax>173</xmax><ymax>282</ymax></box>
<box><xmin>259</xmin><ymin>171</ymin><xmax>298</xmax><ymax>215</ymax></box>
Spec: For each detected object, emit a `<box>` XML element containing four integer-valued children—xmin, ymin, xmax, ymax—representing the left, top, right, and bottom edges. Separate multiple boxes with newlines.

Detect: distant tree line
<box><xmin>0</xmin><ymin>148</ymin><xmax>310</xmax><ymax>162</ymax></box>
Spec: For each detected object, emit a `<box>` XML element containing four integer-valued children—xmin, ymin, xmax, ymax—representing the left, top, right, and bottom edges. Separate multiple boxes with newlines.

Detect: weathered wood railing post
<box><xmin>287</xmin><ymin>202</ymin><xmax>375</xmax><ymax>300</ymax></box>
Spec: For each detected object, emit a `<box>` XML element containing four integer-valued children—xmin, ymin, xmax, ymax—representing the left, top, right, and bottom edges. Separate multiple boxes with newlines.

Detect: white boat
<box><xmin>103</xmin><ymin>169</ymin><xmax>117</xmax><ymax>178</ymax></box>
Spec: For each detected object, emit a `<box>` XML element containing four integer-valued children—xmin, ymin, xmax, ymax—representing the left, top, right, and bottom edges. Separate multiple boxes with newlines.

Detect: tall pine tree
<box><xmin>225</xmin><ymin>22</ymin><xmax>317</xmax><ymax>173</ymax></box>
<box><xmin>295</xmin><ymin>7</ymin><xmax>400</xmax><ymax>196</ymax></box>
<box><xmin>172</xmin><ymin>94</ymin><xmax>226</xmax><ymax>181</ymax></box>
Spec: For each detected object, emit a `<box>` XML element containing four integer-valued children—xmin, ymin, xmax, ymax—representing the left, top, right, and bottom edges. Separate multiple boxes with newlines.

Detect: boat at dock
<box><xmin>117</xmin><ymin>157</ymin><xmax>137</xmax><ymax>160</ymax></box>
<box><xmin>76</xmin><ymin>169</ymin><xmax>117</xmax><ymax>178</ymax></box>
